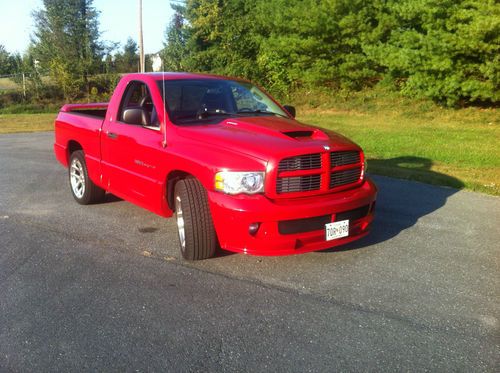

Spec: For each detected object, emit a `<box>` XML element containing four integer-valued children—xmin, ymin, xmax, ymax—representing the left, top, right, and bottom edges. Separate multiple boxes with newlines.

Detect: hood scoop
<box><xmin>282</xmin><ymin>130</ymin><xmax>314</xmax><ymax>139</ymax></box>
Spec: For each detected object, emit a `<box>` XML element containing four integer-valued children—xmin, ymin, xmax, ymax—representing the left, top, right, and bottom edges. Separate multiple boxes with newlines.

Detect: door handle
<box><xmin>107</xmin><ymin>131</ymin><xmax>118</xmax><ymax>139</ymax></box>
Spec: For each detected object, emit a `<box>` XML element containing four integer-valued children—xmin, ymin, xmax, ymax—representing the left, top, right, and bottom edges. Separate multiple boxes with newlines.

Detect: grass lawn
<box><xmin>0</xmin><ymin>77</ymin><xmax>20</xmax><ymax>91</ymax></box>
<box><xmin>298</xmin><ymin>105</ymin><xmax>499</xmax><ymax>196</ymax></box>
<box><xmin>0</xmin><ymin>113</ymin><xmax>56</xmax><ymax>133</ymax></box>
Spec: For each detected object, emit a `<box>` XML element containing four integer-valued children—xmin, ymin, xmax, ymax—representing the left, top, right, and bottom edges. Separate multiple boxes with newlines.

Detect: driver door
<box><xmin>101</xmin><ymin>80</ymin><xmax>164</xmax><ymax>209</ymax></box>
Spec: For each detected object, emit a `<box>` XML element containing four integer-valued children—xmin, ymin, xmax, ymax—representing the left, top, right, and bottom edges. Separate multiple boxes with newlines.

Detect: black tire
<box><xmin>68</xmin><ymin>150</ymin><xmax>105</xmax><ymax>205</ymax></box>
<box><xmin>174</xmin><ymin>178</ymin><xmax>217</xmax><ymax>260</ymax></box>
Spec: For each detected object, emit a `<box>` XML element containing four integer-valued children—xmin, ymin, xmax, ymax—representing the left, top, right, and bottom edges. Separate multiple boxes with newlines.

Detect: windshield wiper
<box><xmin>174</xmin><ymin>111</ymin><xmax>241</xmax><ymax>122</ymax></box>
<box><xmin>197</xmin><ymin>111</ymin><xmax>239</xmax><ymax>119</ymax></box>
<box><xmin>236</xmin><ymin>109</ymin><xmax>288</xmax><ymax>118</ymax></box>
<box><xmin>174</xmin><ymin>109</ymin><xmax>288</xmax><ymax>123</ymax></box>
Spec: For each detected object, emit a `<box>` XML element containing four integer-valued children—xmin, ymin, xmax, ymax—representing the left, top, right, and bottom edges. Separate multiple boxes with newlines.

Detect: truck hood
<box><xmin>176</xmin><ymin>116</ymin><xmax>360</xmax><ymax>162</ymax></box>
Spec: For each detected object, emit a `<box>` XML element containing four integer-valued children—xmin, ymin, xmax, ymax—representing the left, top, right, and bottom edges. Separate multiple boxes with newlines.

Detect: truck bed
<box><xmin>54</xmin><ymin>103</ymin><xmax>108</xmax><ymax>173</ymax></box>
<box><xmin>60</xmin><ymin>103</ymin><xmax>109</xmax><ymax>119</ymax></box>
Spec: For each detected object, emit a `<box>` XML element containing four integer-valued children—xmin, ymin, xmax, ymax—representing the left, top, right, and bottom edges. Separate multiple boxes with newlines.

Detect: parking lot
<box><xmin>0</xmin><ymin>132</ymin><xmax>498</xmax><ymax>371</ymax></box>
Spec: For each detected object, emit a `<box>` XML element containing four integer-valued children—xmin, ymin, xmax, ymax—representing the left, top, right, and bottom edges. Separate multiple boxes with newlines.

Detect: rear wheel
<box><xmin>69</xmin><ymin>150</ymin><xmax>105</xmax><ymax>205</ymax></box>
<box><xmin>174</xmin><ymin>178</ymin><xmax>217</xmax><ymax>260</ymax></box>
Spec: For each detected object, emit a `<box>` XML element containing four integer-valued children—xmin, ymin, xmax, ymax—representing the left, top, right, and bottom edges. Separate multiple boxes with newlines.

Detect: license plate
<box><xmin>325</xmin><ymin>220</ymin><xmax>349</xmax><ymax>241</ymax></box>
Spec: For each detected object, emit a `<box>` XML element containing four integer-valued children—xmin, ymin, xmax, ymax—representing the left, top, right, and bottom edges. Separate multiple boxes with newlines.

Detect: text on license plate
<box><xmin>325</xmin><ymin>220</ymin><xmax>349</xmax><ymax>241</ymax></box>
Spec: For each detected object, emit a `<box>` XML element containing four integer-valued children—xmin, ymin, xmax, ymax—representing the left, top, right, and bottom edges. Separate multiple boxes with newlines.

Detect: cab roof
<box><xmin>126</xmin><ymin>72</ymin><xmax>245</xmax><ymax>82</ymax></box>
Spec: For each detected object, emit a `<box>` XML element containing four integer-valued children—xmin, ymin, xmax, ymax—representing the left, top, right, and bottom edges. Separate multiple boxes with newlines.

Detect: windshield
<box><xmin>157</xmin><ymin>79</ymin><xmax>289</xmax><ymax>125</ymax></box>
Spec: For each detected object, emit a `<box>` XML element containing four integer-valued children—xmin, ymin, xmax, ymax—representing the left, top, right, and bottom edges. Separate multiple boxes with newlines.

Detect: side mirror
<box><xmin>122</xmin><ymin>108</ymin><xmax>151</xmax><ymax>126</ymax></box>
<box><xmin>283</xmin><ymin>105</ymin><xmax>296</xmax><ymax>118</ymax></box>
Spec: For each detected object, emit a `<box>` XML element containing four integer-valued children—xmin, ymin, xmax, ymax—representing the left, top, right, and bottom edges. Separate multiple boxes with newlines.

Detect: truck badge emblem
<box><xmin>324</xmin><ymin>145</ymin><xmax>330</xmax><ymax>151</ymax></box>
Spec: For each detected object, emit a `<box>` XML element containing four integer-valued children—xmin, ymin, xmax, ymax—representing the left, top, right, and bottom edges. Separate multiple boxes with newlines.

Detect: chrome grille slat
<box><xmin>278</xmin><ymin>153</ymin><xmax>322</xmax><ymax>172</ymax></box>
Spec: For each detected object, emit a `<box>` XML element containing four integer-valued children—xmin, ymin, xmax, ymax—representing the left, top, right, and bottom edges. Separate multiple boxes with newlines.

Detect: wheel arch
<box><xmin>165</xmin><ymin>170</ymin><xmax>196</xmax><ymax>211</ymax></box>
<box><xmin>67</xmin><ymin>140</ymin><xmax>83</xmax><ymax>162</ymax></box>
<box><xmin>68</xmin><ymin>146</ymin><xmax>105</xmax><ymax>204</ymax></box>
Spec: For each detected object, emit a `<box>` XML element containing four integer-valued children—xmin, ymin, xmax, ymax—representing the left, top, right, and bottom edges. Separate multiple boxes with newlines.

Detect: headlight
<box><xmin>215</xmin><ymin>171</ymin><xmax>265</xmax><ymax>194</ymax></box>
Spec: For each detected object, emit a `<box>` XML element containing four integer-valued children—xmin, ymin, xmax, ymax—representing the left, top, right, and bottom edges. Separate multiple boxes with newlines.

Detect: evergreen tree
<box><xmin>364</xmin><ymin>0</ymin><xmax>500</xmax><ymax>106</ymax></box>
<box><xmin>31</xmin><ymin>0</ymin><xmax>103</xmax><ymax>99</ymax></box>
<box><xmin>115</xmin><ymin>38</ymin><xmax>139</xmax><ymax>73</ymax></box>
<box><xmin>160</xmin><ymin>0</ymin><xmax>499</xmax><ymax>105</ymax></box>
<box><xmin>161</xmin><ymin>4</ymin><xmax>190</xmax><ymax>71</ymax></box>
<box><xmin>0</xmin><ymin>45</ymin><xmax>18</xmax><ymax>75</ymax></box>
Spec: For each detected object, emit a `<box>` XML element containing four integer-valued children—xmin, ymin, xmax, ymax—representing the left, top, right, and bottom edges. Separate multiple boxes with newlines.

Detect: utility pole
<box><xmin>138</xmin><ymin>0</ymin><xmax>145</xmax><ymax>72</ymax></box>
<box><xmin>22</xmin><ymin>73</ymin><xmax>26</xmax><ymax>99</ymax></box>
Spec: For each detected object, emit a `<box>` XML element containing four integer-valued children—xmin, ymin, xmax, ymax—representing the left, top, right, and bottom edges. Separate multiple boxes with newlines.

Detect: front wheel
<box><xmin>69</xmin><ymin>150</ymin><xmax>105</xmax><ymax>205</ymax></box>
<box><xmin>174</xmin><ymin>178</ymin><xmax>217</xmax><ymax>260</ymax></box>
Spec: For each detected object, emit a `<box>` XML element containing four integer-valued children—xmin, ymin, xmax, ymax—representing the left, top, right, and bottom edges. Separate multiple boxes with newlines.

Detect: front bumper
<box><xmin>207</xmin><ymin>178</ymin><xmax>377</xmax><ymax>256</ymax></box>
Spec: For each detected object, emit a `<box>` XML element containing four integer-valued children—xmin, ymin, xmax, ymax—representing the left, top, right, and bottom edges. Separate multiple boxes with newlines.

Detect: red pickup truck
<box><xmin>54</xmin><ymin>72</ymin><xmax>377</xmax><ymax>260</ymax></box>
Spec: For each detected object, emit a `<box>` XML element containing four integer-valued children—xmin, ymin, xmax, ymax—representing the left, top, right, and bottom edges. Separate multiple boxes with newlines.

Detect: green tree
<box><xmin>31</xmin><ymin>0</ymin><xmax>103</xmax><ymax>99</ymax></box>
<box><xmin>254</xmin><ymin>0</ymin><xmax>380</xmax><ymax>95</ymax></box>
<box><xmin>0</xmin><ymin>45</ymin><xmax>18</xmax><ymax>75</ymax></box>
<box><xmin>115</xmin><ymin>38</ymin><xmax>139</xmax><ymax>73</ymax></box>
<box><xmin>159</xmin><ymin>1</ymin><xmax>262</xmax><ymax>79</ymax></box>
<box><xmin>162</xmin><ymin>0</ymin><xmax>380</xmax><ymax>96</ymax></box>
<box><xmin>161</xmin><ymin>4</ymin><xmax>190</xmax><ymax>71</ymax></box>
<box><xmin>16</xmin><ymin>48</ymin><xmax>45</xmax><ymax>99</ymax></box>
<box><xmin>187</xmin><ymin>0</ymin><xmax>262</xmax><ymax>79</ymax></box>
<box><xmin>161</xmin><ymin>0</ymin><xmax>499</xmax><ymax>105</ymax></box>
<box><xmin>364</xmin><ymin>0</ymin><xmax>500</xmax><ymax>106</ymax></box>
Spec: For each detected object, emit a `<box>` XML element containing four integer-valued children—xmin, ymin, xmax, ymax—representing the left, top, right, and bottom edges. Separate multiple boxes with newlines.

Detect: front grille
<box><xmin>275</xmin><ymin>151</ymin><xmax>362</xmax><ymax>195</ymax></box>
<box><xmin>334</xmin><ymin>204</ymin><xmax>370</xmax><ymax>222</ymax></box>
<box><xmin>278</xmin><ymin>153</ymin><xmax>321</xmax><ymax>172</ymax></box>
<box><xmin>277</xmin><ymin>175</ymin><xmax>321</xmax><ymax>193</ymax></box>
<box><xmin>330</xmin><ymin>167</ymin><xmax>362</xmax><ymax>188</ymax></box>
<box><xmin>331</xmin><ymin>151</ymin><xmax>360</xmax><ymax>167</ymax></box>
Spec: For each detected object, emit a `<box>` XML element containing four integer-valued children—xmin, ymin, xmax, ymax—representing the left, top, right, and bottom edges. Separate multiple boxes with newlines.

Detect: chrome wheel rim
<box><xmin>175</xmin><ymin>195</ymin><xmax>186</xmax><ymax>251</ymax></box>
<box><xmin>70</xmin><ymin>158</ymin><xmax>85</xmax><ymax>199</ymax></box>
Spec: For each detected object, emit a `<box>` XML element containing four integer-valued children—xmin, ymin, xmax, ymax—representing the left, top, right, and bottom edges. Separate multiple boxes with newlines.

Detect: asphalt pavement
<box><xmin>0</xmin><ymin>132</ymin><xmax>498</xmax><ymax>372</ymax></box>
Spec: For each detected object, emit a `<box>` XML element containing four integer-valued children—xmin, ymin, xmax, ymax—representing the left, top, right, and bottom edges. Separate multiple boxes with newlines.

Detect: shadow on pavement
<box><xmin>103</xmin><ymin>193</ymin><xmax>122</xmax><ymax>203</ymax></box>
<box><xmin>322</xmin><ymin>156</ymin><xmax>465</xmax><ymax>252</ymax></box>
<box><xmin>368</xmin><ymin>156</ymin><xmax>465</xmax><ymax>190</ymax></box>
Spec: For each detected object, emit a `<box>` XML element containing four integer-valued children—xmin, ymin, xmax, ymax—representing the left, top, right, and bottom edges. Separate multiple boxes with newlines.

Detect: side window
<box><xmin>119</xmin><ymin>81</ymin><xmax>159</xmax><ymax>127</ymax></box>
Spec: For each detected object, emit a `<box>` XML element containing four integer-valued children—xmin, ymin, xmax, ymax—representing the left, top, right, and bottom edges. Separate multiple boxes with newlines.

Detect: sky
<box><xmin>0</xmin><ymin>0</ymin><xmax>175</xmax><ymax>55</ymax></box>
